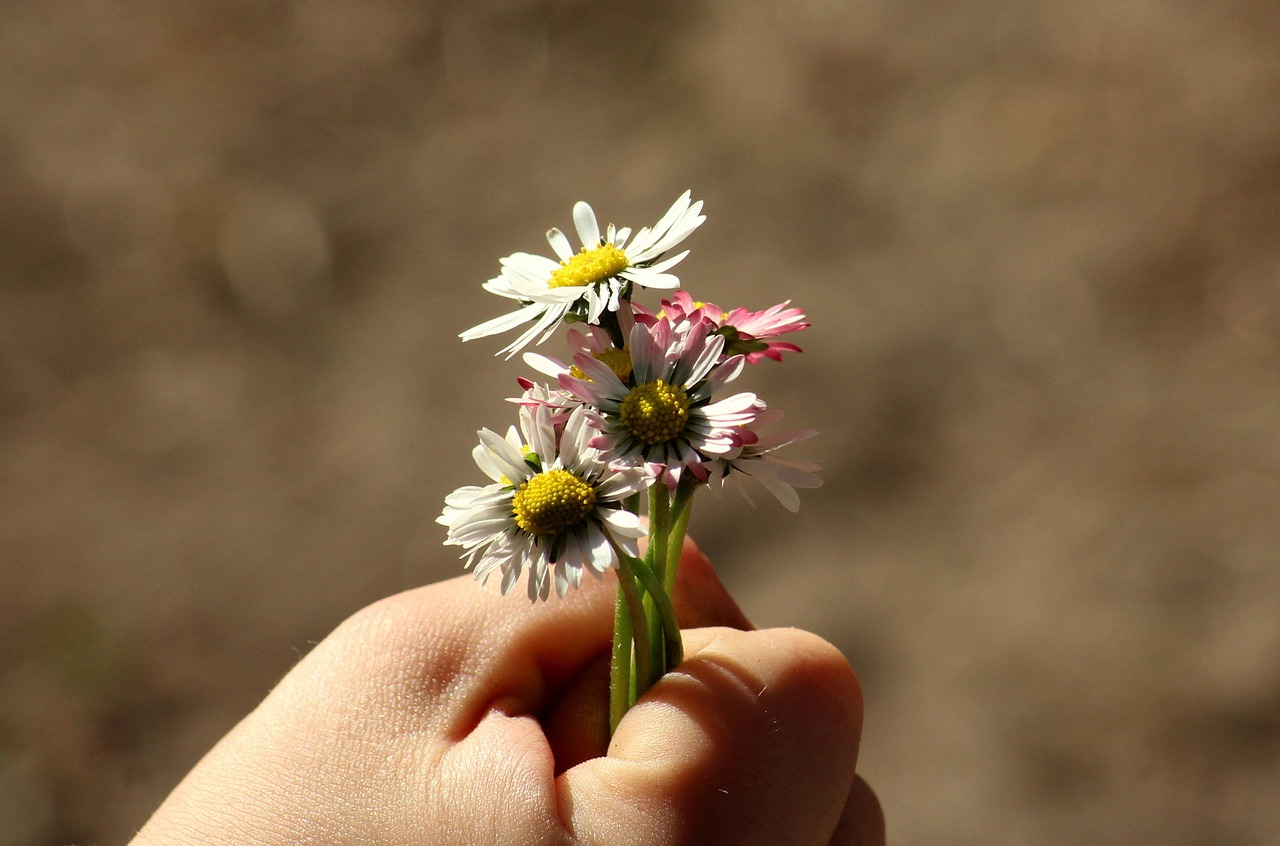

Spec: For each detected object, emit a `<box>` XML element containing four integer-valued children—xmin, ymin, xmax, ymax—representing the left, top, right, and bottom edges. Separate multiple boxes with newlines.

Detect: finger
<box><xmin>828</xmin><ymin>775</ymin><xmax>885</xmax><ymax>846</ymax></box>
<box><xmin>544</xmin><ymin>538</ymin><xmax>754</xmax><ymax>770</ymax></box>
<box><xmin>542</xmin><ymin>653</ymin><xmax>614</xmax><ymax>773</ymax></box>
<box><xmin>558</xmin><ymin>626</ymin><xmax>863</xmax><ymax>846</ymax></box>
<box><xmin>669</xmin><ymin>535</ymin><xmax>753</xmax><ymax>630</ymax></box>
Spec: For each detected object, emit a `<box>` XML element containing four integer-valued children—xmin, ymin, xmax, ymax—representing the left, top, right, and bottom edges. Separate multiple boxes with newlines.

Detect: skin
<box><xmin>131</xmin><ymin>539</ymin><xmax>884</xmax><ymax>845</ymax></box>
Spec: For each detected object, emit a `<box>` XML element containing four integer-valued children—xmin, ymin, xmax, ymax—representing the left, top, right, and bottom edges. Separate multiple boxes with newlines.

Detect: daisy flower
<box><xmin>506</xmin><ymin>381</ymin><xmax>580</xmax><ymax>429</ymax></box>
<box><xmin>705</xmin><ymin>409</ymin><xmax>822</xmax><ymax>512</ymax></box>
<box><xmin>656</xmin><ymin>291</ymin><xmax>810</xmax><ymax>363</ymax></box>
<box><xmin>560</xmin><ymin>314</ymin><xmax>764</xmax><ymax>489</ymax></box>
<box><xmin>461</xmin><ymin>192</ymin><xmax>706</xmax><ymax>357</ymax></box>
<box><xmin>438</xmin><ymin>404</ymin><xmax>647</xmax><ymax>601</ymax></box>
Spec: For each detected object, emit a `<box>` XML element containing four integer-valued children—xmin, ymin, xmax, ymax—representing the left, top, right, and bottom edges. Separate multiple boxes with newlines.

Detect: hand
<box><xmin>130</xmin><ymin>539</ymin><xmax>883</xmax><ymax>845</ymax></box>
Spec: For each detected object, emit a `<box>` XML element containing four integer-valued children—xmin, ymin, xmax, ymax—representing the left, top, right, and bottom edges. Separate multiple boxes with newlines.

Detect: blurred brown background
<box><xmin>2</xmin><ymin>1</ymin><xmax>1278</xmax><ymax>843</ymax></box>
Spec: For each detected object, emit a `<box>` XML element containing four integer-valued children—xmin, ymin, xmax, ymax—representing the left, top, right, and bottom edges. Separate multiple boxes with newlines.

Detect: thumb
<box><xmin>542</xmin><ymin>536</ymin><xmax>752</xmax><ymax>772</ymax></box>
<box><xmin>557</xmin><ymin>626</ymin><xmax>863</xmax><ymax>846</ymax></box>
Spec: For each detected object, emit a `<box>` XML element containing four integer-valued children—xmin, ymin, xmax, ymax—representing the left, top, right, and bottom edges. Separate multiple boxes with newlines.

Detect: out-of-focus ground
<box><xmin>2</xmin><ymin>1</ymin><xmax>1278</xmax><ymax>843</ymax></box>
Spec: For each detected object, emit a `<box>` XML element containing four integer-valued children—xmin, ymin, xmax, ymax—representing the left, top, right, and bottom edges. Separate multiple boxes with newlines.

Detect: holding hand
<box><xmin>131</xmin><ymin>540</ymin><xmax>882</xmax><ymax>846</ymax></box>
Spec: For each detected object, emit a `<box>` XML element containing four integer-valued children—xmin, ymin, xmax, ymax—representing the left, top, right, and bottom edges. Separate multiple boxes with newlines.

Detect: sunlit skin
<box><xmin>130</xmin><ymin>539</ymin><xmax>883</xmax><ymax>846</ymax></box>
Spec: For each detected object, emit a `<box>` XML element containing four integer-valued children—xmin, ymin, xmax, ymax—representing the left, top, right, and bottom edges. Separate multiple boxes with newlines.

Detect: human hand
<box><xmin>130</xmin><ymin>539</ymin><xmax>883</xmax><ymax>845</ymax></box>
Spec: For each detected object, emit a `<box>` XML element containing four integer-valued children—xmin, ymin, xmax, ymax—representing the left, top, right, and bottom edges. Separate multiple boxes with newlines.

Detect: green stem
<box><xmin>626</xmin><ymin>549</ymin><xmax>684</xmax><ymax>673</ymax></box>
<box><xmin>608</xmin><ymin>582</ymin><xmax>633</xmax><ymax>736</ymax></box>
<box><xmin>614</xmin><ymin>554</ymin><xmax>652</xmax><ymax>711</ymax></box>
<box><xmin>648</xmin><ymin>483</ymin><xmax>672</xmax><ymax>584</ymax></box>
<box><xmin>664</xmin><ymin>475</ymin><xmax>697</xmax><ymax>594</ymax></box>
<box><xmin>645</xmin><ymin>484</ymin><xmax>672</xmax><ymax>678</ymax></box>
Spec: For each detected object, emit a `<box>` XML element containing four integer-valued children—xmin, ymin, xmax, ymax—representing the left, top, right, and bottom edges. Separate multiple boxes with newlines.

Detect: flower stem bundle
<box><xmin>439</xmin><ymin>192</ymin><xmax>821</xmax><ymax>733</ymax></box>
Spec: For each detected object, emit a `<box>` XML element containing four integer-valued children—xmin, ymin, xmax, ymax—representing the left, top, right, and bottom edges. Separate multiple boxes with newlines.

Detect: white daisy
<box><xmin>705</xmin><ymin>409</ymin><xmax>822</xmax><ymax>512</ymax></box>
<box><xmin>437</xmin><ymin>404</ymin><xmax>647</xmax><ymax>601</ymax></box>
<box><xmin>560</xmin><ymin>315</ymin><xmax>764</xmax><ymax>489</ymax></box>
<box><xmin>461</xmin><ymin>192</ymin><xmax>705</xmax><ymax>357</ymax></box>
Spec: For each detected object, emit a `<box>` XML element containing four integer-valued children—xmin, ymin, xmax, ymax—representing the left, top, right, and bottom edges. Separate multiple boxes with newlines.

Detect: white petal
<box><xmin>554</xmin><ymin>558</ymin><xmax>571</xmax><ymax>597</ymax></box>
<box><xmin>678</xmin><ymin>330</ymin><xmax>725</xmax><ymax>387</ymax></box>
<box><xmin>545</xmin><ymin>227</ymin><xmax>575</xmax><ymax>261</ymax></box>
<box><xmin>556</xmin><ymin>371</ymin><xmax>609</xmax><ymax>408</ymax></box>
<box><xmin>573</xmin><ymin>352</ymin><xmax>628</xmax><ymax>396</ymax></box>
<box><xmin>599</xmin><ymin>507</ymin><xmax>645</xmax><ymax>538</ymax></box>
<box><xmin>450</xmin><ymin>515</ymin><xmax>516</xmax><ymax>545</ymax></box>
<box><xmin>596</xmin><ymin>470</ymin><xmax>646</xmax><ymax>500</ymax></box>
<box><xmin>635</xmin><ymin>250</ymin><xmax>689</xmax><ymax>275</ymax></box>
<box><xmin>628</xmin><ymin>320</ymin><xmax>665</xmax><ymax>384</ymax></box>
<box><xmin>573</xmin><ymin>201</ymin><xmax>601</xmax><ymax>247</ymax></box>
<box><xmin>605</xmin><ymin>280</ymin><xmax>623</xmax><ymax>313</ymax></box>
<box><xmin>625</xmin><ymin>191</ymin><xmax>688</xmax><ymax>257</ymax></box>
<box><xmin>622</xmin><ymin>267</ymin><xmax>681</xmax><ymax>290</ymax></box>
<box><xmin>522</xmin><ymin>352</ymin><xmax>568</xmax><ymax>378</ymax></box>
<box><xmin>523</xmin><ymin>404</ymin><xmax>558</xmax><ymax>465</ymax></box>
<box><xmin>757</xmin><ymin>474</ymin><xmax>802</xmax><ymax>512</ymax></box>
<box><xmin>563</xmin><ymin>532</ymin><xmax>590</xmax><ymax>579</ymax></box>
<box><xmin>497</xmin><ymin>302</ymin><xmax>570</xmax><ymax>358</ymax></box>
<box><xmin>481</xmin><ymin>275</ymin><xmax>522</xmax><ymax>299</ymax></box>
<box><xmin>527</xmin><ymin>286</ymin><xmax>593</xmax><ymax>304</ymax></box>
<box><xmin>500</xmin><ymin>252</ymin><xmax>560</xmax><ymax>284</ymax></box>
<box><xmin>584</xmin><ymin>285</ymin><xmax>608</xmax><ymax>323</ymax></box>
<box><xmin>473</xmin><ymin>442</ymin><xmax>510</xmax><ymax>483</ymax></box>
<box><xmin>460</xmin><ymin>302</ymin><xmax>547</xmax><ymax>341</ymax></box>
<box><xmin>703</xmin><ymin>391</ymin><xmax>760</xmax><ymax>416</ymax></box>
<box><xmin>559</xmin><ymin>408</ymin><xmax>597</xmax><ymax>474</ymax></box>
<box><xmin>479</xmin><ymin>428</ymin><xmax>532</xmax><ymax>481</ymax></box>
<box><xmin>499</xmin><ymin>548</ymin><xmax>525</xmax><ymax>595</ymax></box>
<box><xmin>626</xmin><ymin>192</ymin><xmax>705</xmax><ymax>261</ymax></box>
<box><xmin>584</xmin><ymin>523</ymin><xmax>616</xmax><ymax>573</ymax></box>
<box><xmin>614</xmin><ymin>529</ymin><xmax>640</xmax><ymax>558</ymax></box>
<box><xmin>526</xmin><ymin>548</ymin><xmax>549</xmax><ymax>601</ymax></box>
<box><xmin>705</xmin><ymin>354</ymin><xmax>747</xmax><ymax>395</ymax></box>
<box><xmin>766</xmin><ymin>461</ymin><xmax>824</xmax><ymax>489</ymax></box>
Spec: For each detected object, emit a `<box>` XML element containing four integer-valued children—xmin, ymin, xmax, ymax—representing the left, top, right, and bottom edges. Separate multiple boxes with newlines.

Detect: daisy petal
<box><xmin>573</xmin><ymin>201</ymin><xmax>600</xmax><ymax>247</ymax></box>
<box><xmin>460</xmin><ymin>302</ymin><xmax>546</xmax><ymax>341</ymax></box>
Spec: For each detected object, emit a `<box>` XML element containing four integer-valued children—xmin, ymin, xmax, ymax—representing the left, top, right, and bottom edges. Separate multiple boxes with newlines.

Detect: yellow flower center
<box><xmin>512</xmin><ymin>469</ymin><xmax>597</xmax><ymax>536</ymax></box>
<box><xmin>569</xmin><ymin>347</ymin><xmax>633</xmax><ymax>382</ymax></box>
<box><xmin>548</xmin><ymin>243</ymin><xmax>630</xmax><ymax>289</ymax></box>
<box><xmin>620</xmin><ymin>380</ymin><xmax>690</xmax><ymax>445</ymax></box>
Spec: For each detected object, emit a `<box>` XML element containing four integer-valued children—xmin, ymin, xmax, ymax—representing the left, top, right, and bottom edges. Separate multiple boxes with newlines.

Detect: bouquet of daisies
<box><xmin>438</xmin><ymin>192</ymin><xmax>820</xmax><ymax>733</ymax></box>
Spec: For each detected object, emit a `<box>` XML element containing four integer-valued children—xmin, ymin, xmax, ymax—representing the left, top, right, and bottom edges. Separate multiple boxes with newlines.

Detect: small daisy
<box><xmin>461</xmin><ymin>192</ymin><xmax>705</xmax><ymax>357</ymax></box>
<box><xmin>438</xmin><ymin>404</ymin><xmax>647</xmax><ymax>601</ymax></box>
<box><xmin>560</xmin><ymin>315</ymin><xmax>764</xmax><ymax>489</ymax></box>
<box><xmin>705</xmin><ymin>409</ymin><xmax>822</xmax><ymax>512</ymax></box>
<box><xmin>507</xmin><ymin>381</ymin><xmax>580</xmax><ymax>429</ymax></box>
<box><xmin>656</xmin><ymin>291</ymin><xmax>810</xmax><ymax>364</ymax></box>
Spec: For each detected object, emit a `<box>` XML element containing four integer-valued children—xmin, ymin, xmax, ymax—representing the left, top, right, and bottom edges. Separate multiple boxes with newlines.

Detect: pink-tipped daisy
<box><xmin>506</xmin><ymin>381</ymin><xmax>580</xmax><ymax>429</ymax></box>
<box><xmin>461</xmin><ymin>192</ymin><xmax>705</xmax><ymax>358</ymax></box>
<box><xmin>559</xmin><ymin>315</ymin><xmax>764</xmax><ymax>489</ymax></box>
<box><xmin>656</xmin><ymin>290</ymin><xmax>810</xmax><ymax>364</ymax></box>
<box><xmin>705</xmin><ymin>409</ymin><xmax>823</xmax><ymax>512</ymax></box>
<box><xmin>438</xmin><ymin>404</ymin><xmax>647</xmax><ymax>601</ymax></box>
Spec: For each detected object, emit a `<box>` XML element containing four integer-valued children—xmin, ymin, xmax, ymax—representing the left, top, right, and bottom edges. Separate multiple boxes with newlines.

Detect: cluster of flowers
<box><xmin>438</xmin><ymin>192</ymin><xmax>819</xmax><ymax>729</ymax></box>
